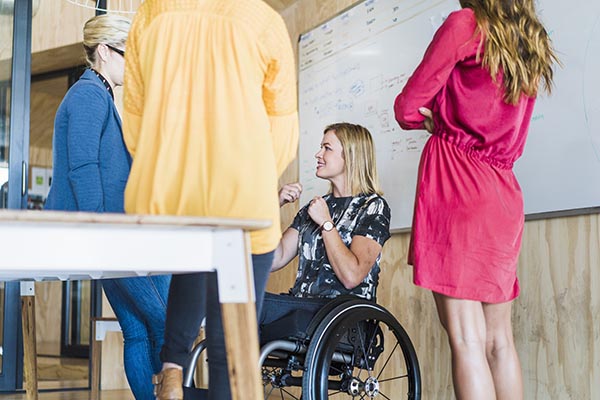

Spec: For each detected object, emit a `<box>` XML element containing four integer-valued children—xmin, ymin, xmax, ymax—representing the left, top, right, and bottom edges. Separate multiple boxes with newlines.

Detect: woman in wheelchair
<box><xmin>263</xmin><ymin>121</ymin><xmax>390</xmax><ymax>329</ymax></box>
<box><xmin>186</xmin><ymin>123</ymin><xmax>421</xmax><ymax>399</ymax></box>
<box><xmin>256</xmin><ymin>123</ymin><xmax>421</xmax><ymax>399</ymax></box>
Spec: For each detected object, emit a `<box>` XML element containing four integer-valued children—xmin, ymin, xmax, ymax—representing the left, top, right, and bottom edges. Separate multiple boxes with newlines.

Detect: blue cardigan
<box><xmin>45</xmin><ymin>69</ymin><xmax>132</xmax><ymax>213</ymax></box>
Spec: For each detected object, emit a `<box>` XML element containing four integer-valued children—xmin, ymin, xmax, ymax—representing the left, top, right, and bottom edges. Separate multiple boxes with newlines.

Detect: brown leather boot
<box><xmin>153</xmin><ymin>368</ymin><xmax>183</xmax><ymax>400</ymax></box>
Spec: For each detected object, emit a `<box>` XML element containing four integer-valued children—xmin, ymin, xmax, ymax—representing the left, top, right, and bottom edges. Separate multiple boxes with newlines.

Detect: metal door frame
<box><xmin>0</xmin><ymin>0</ymin><xmax>32</xmax><ymax>391</ymax></box>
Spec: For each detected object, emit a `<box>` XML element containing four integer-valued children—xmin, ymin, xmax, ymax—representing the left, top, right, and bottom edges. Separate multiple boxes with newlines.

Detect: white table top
<box><xmin>0</xmin><ymin>210</ymin><xmax>270</xmax><ymax>303</ymax></box>
<box><xmin>0</xmin><ymin>209</ymin><xmax>271</xmax><ymax>229</ymax></box>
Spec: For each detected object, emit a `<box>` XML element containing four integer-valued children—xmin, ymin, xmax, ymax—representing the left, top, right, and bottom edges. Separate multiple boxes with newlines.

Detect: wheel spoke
<box><xmin>264</xmin><ymin>385</ymin><xmax>272</xmax><ymax>399</ymax></box>
<box><xmin>378</xmin><ymin>373</ymin><xmax>409</xmax><ymax>383</ymax></box>
<box><xmin>328</xmin><ymin>363</ymin><xmax>344</xmax><ymax>375</ymax></box>
<box><xmin>281</xmin><ymin>387</ymin><xmax>301</xmax><ymax>400</ymax></box>
<box><xmin>354</xmin><ymin>320</ymin><xmax>377</xmax><ymax>380</ymax></box>
<box><xmin>264</xmin><ymin>377</ymin><xmax>275</xmax><ymax>398</ymax></box>
<box><xmin>378</xmin><ymin>391</ymin><xmax>393</xmax><ymax>400</ymax></box>
<box><xmin>375</xmin><ymin>341</ymin><xmax>399</xmax><ymax>380</ymax></box>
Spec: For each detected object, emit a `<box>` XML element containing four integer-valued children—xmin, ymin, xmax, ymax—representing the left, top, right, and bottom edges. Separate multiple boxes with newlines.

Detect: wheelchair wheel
<box><xmin>302</xmin><ymin>300</ymin><xmax>421</xmax><ymax>399</ymax></box>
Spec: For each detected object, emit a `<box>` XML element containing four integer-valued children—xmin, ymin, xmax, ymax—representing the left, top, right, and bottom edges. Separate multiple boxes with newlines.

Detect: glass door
<box><xmin>0</xmin><ymin>0</ymin><xmax>32</xmax><ymax>391</ymax></box>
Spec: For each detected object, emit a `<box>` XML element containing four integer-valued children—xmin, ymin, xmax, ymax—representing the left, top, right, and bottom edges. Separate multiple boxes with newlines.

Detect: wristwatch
<box><xmin>321</xmin><ymin>220</ymin><xmax>334</xmax><ymax>232</ymax></box>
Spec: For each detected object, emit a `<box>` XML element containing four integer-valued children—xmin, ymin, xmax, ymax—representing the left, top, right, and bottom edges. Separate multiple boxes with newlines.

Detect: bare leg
<box><xmin>433</xmin><ymin>292</ymin><xmax>495</xmax><ymax>400</ymax></box>
<box><xmin>482</xmin><ymin>301</ymin><xmax>523</xmax><ymax>400</ymax></box>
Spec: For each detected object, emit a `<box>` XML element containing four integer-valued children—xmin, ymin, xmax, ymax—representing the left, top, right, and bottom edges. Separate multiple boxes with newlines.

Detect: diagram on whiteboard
<box><xmin>298</xmin><ymin>0</ymin><xmax>459</xmax><ymax>230</ymax></box>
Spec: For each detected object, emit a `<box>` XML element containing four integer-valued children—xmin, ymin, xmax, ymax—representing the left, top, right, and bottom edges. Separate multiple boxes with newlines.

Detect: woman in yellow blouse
<box><xmin>122</xmin><ymin>1</ymin><xmax>299</xmax><ymax>399</ymax></box>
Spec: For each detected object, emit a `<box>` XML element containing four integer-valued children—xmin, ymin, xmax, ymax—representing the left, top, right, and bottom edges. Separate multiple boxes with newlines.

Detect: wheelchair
<box><xmin>184</xmin><ymin>296</ymin><xmax>421</xmax><ymax>399</ymax></box>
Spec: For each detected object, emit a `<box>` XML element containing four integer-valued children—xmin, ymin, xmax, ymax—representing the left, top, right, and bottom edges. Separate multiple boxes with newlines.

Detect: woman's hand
<box><xmin>419</xmin><ymin>107</ymin><xmax>434</xmax><ymax>134</ymax></box>
<box><xmin>279</xmin><ymin>183</ymin><xmax>303</xmax><ymax>207</ymax></box>
<box><xmin>307</xmin><ymin>196</ymin><xmax>332</xmax><ymax>228</ymax></box>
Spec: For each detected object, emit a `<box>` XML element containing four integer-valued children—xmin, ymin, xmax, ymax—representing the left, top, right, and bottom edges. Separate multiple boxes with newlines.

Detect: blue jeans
<box><xmin>160</xmin><ymin>252</ymin><xmax>274</xmax><ymax>400</ymax></box>
<box><xmin>101</xmin><ymin>275</ymin><xmax>171</xmax><ymax>400</ymax></box>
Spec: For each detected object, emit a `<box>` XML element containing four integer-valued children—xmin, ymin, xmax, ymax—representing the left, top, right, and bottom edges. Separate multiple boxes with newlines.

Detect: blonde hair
<box><xmin>324</xmin><ymin>123</ymin><xmax>382</xmax><ymax>196</ymax></box>
<box><xmin>460</xmin><ymin>0</ymin><xmax>559</xmax><ymax>104</ymax></box>
<box><xmin>82</xmin><ymin>14</ymin><xmax>131</xmax><ymax>67</ymax></box>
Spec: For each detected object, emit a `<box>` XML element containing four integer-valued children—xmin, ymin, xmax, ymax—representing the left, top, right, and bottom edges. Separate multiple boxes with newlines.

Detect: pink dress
<box><xmin>394</xmin><ymin>8</ymin><xmax>536</xmax><ymax>303</ymax></box>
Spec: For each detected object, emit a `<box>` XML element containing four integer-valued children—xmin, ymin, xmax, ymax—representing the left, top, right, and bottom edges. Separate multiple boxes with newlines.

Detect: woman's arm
<box><xmin>271</xmin><ymin>227</ymin><xmax>300</xmax><ymax>272</ymax></box>
<box><xmin>394</xmin><ymin>8</ymin><xmax>479</xmax><ymax>130</ymax></box>
<box><xmin>307</xmin><ymin>196</ymin><xmax>386</xmax><ymax>290</ymax></box>
<box><xmin>271</xmin><ymin>182</ymin><xmax>303</xmax><ymax>271</ymax></box>
<box><xmin>322</xmin><ymin>231</ymin><xmax>382</xmax><ymax>290</ymax></box>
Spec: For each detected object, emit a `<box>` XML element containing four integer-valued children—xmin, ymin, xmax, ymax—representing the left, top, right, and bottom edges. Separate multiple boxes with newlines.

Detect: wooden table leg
<box><xmin>91</xmin><ymin>320</ymin><xmax>101</xmax><ymax>400</ymax></box>
<box><xmin>220</xmin><ymin>231</ymin><xmax>262</xmax><ymax>400</ymax></box>
<box><xmin>221</xmin><ymin>302</ymin><xmax>262</xmax><ymax>400</ymax></box>
<box><xmin>21</xmin><ymin>282</ymin><xmax>38</xmax><ymax>400</ymax></box>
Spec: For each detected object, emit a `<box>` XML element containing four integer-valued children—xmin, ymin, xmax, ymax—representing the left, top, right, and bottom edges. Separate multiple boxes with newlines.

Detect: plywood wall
<box><xmin>34</xmin><ymin>281</ymin><xmax>63</xmax><ymax>356</ymax></box>
<box><xmin>31</xmin><ymin>1</ymin><xmax>93</xmax><ymax>54</ymax></box>
<box><xmin>266</xmin><ymin>1</ymin><xmax>600</xmax><ymax>399</ymax></box>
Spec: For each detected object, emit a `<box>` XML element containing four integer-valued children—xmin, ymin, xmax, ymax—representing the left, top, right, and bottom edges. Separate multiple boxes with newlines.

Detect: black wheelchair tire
<box><xmin>301</xmin><ymin>300</ymin><xmax>421</xmax><ymax>400</ymax></box>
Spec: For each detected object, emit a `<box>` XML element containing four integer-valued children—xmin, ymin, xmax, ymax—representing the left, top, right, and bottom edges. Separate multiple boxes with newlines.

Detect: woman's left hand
<box><xmin>419</xmin><ymin>107</ymin><xmax>434</xmax><ymax>134</ymax></box>
<box><xmin>308</xmin><ymin>196</ymin><xmax>332</xmax><ymax>228</ymax></box>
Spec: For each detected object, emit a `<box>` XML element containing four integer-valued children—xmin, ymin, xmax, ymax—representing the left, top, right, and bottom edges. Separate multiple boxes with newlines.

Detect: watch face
<box><xmin>322</xmin><ymin>221</ymin><xmax>334</xmax><ymax>231</ymax></box>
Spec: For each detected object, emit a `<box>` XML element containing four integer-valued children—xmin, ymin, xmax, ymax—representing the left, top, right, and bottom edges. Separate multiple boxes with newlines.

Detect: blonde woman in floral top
<box><xmin>262</xmin><ymin>123</ymin><xmax>391</xmax><ymax>329</ymax></box>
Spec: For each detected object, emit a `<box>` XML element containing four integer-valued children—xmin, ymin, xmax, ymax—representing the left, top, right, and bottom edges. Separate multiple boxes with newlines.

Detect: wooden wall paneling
<box><xmin>516</xmin><ymin>214</ymin><xmax>600</xmax><ymax>400</ymax></box>
<box><xmin>30</xmin><ymin>75</ymin><xmax>68</xmax><ymax>167</ymax></box>
<box><xmin>265</xmin><ymin>0</ymin><xmax>298</xmax><ymax>12</ymax></box>
<box><xmin>34</xmin><ymin>282</ymin><xmax>63</xmax><ymax>356</ymax></box>
<box><xmin>100</xmin><ymin>331</ymin><xmax>129</xmax><ymax>391</ymax></box>
<box><xmin>31</xmin><ymin>1</ymin><xmax>94</xmax><ymax>54</ymax></box>
<box><xmin>30</xmin><ymin>44</ymin><xmax>85</xmax><ymax>78</ymax></box>
<box><xmin>100</xmin><ymin>291</ymin><xmax>129</xmax><ymax>391</ymax></box>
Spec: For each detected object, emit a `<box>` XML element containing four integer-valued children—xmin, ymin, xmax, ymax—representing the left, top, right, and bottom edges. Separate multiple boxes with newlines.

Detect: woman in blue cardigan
<box><xmin>45</xmin><ymin>15</ymin><xmax>170</xmax><ymax>400</ymax></box>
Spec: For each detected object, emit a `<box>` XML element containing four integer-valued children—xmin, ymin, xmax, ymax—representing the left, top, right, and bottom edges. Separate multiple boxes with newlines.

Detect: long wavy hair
<box><xmin>460</xmin><ymin>0</ymin><xmax>559</xmax><ymax>104</ymax></box>
<box><xmin>323</xmin><ymin>123</ymin><xmax>382</xmax><ymax>196</ymax></box>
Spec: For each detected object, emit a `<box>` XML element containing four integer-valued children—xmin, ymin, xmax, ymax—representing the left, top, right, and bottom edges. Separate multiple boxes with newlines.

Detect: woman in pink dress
<box><xmin>394</xmin><ymin>1</ymin><xmax>558</xmax><ymax>399</ymax></box>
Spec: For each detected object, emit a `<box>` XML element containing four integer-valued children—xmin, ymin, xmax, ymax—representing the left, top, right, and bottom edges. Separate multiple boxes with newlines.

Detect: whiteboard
<box><xmin>297</xmin><ymin>0</ymin><xmax>600</xmax><ymax>231</ymax></box>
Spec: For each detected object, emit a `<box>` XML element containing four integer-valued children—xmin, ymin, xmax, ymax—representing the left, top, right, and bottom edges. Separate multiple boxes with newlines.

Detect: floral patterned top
<box><xmin>289</xmin><ymin>193</ymin><xmax>391</xmax><ymax>300</ymax></box>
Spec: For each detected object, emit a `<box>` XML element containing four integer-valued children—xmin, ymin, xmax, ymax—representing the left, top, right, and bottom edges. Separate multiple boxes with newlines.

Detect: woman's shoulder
<box><xmin>444</xmin><ymin>8</ymin><xmax>477</xmax><ymax>34</ymax></box>
<box><xmin>67</xmin><ymin>81</ymin><xmax>109</xmax><ymax>103</ymax></box>
<box><xmin>61</xmin><ymin>76</ymin><xmax>110</xmax><ymax>114</ymax></box>
<box><xmin>447</xmin><ymin>7</ymin><xmax>476</xmax><ymax>23</ymax></box>
<box><xmin>359</xmin><ymin>193</ymin><xmax>389</xmax><ymax>206</ymax></box>
<box><xmin>351</xmin><ymin>193</ymin><xmax>391</xmax><ymax>215</ymax></box>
